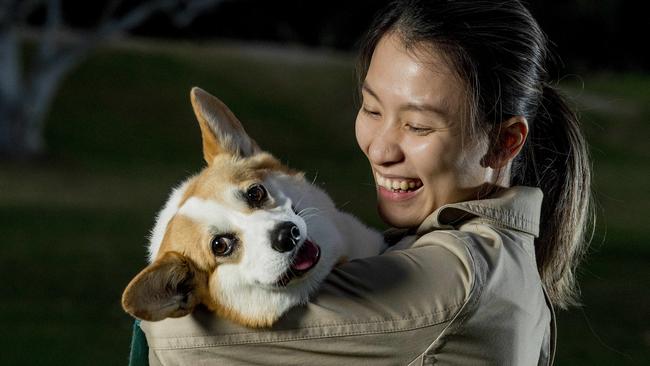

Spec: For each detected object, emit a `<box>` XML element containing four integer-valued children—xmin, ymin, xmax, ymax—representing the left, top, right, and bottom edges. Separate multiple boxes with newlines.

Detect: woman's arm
<box><xmin>140</xmin><ymin>230</ymin><xmax>474</xmax><ymax>365</ymax></box>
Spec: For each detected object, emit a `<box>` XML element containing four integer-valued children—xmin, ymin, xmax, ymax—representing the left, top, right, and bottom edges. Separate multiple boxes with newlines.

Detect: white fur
<box><xmin>140</xmin><ymin>87</ymin><xmax>386</xmax><ymax>325</ymax></box>
<box><xmin>147</xmin><ymin>178</ymin><xmax>194</xmax><ymax>262</ymax></box>
<box><xmin>146</xmin><ymin>170</ymin><xmax>385</xmax><ymax>324</ymax></box>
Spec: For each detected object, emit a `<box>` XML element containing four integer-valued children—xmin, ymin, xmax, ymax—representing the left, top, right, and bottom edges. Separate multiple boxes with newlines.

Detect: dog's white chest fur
<box><xmin>147</xmin><ymin>173</ymin><xmax>385</xmax><ymax>325</ymax></box>
<box><xmin>121</xmin><ymin>87</ymin><xmax>385</xmax><ymax>328</ymax></box>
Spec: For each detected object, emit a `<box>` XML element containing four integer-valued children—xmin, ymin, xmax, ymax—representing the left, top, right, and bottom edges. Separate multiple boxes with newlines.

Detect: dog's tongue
<box><xmin>291</xmin><ymin>240</ymin><xmax>320</xmax><ymax>272</ymax></box>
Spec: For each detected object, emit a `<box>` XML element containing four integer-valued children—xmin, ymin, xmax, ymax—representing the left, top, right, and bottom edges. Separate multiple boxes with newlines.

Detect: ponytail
<box><xmin>511</xmin><ymin>83</ymin><xmax>595</xmax><ymax>309</ymax></box>
<box><xmin>356</xmin><ymin>0</ymin><xmax>595</xmax><ymax>309</ymax></box>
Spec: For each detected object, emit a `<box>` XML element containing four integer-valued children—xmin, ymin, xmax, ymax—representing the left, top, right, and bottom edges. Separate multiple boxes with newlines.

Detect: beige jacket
<box><xmin>141</xmin><ymin>185</ymin><xmax>556</xmax><ymax>365</ymax></box>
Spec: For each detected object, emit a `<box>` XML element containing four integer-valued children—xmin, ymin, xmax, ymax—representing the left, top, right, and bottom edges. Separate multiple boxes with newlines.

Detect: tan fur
<box><xmin>122</xmin><ymin>251</ymin><xmax>209</xmax><ymax>321</ymax></box>
<box><xmin>122</xmin><ymin>87</ymin><xmax>309</xmax><ymax>327</ymax></box>
<box><xmin>158</xmin><ymin>215</ymin><xmax>217</xmax><ymax>272</ymax></box>
<box><xmin>191</xmin><ymin>87</ymin><xmax>261</xmax><ymax>162</ymax></box>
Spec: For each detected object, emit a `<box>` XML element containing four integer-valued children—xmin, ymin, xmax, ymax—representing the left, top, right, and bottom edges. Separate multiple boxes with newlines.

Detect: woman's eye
<box><xmin>406</xmin><ymin>124</ymin><xmax>432</xmax><ymax>135</ymax></box>
<box><xmin>362</xmin><ymin>107</ymin><xmax>381</xmax><ymax>117</ymax></box>
<box><xmin>211</xmin><ymin>234</ymin><xmax>237</xmax><ymax>256</ymax></box>
<box><xmin>246</xmin><ymin>183</ymin><xmax>267</xmax><ymax>205</ymax></box>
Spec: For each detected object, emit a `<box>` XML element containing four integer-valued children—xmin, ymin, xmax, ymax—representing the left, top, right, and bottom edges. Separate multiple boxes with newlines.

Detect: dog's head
<box><xmin>122</xmin><ymin>87</ymin><xmax>341</xmax><ymax>327</ymax></box>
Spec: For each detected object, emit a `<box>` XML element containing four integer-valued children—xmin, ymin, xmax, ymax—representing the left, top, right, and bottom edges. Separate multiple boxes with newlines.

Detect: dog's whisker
<box><xmin>295</xmin><ymin>194</ymin><xmax>306</xmax><ymax>210</ymax></box>
<box><xmin>292</xmin><ymin>171</ymin><xmax>320</xmax><ymax>210</ymax></box>
<box><xmin>337</xmin><ymin>201</ymin><xmax>351</xmax><ymax>210</ymax></box>
<box><xmin>297</xmin><ymin>207</ymin><xmax>322</xmax><ymax>218</ymax></box>
<box><xmin>302</xmin><ymin>213</ymin><xmax>323</xmax><ymax>222</ymax></box>
<box><xmin>301</xmin><ymin>213</ymin><xmax>317</xmax><ymax>221</ymax></box>
<box><xmin>310</xmin><ymin>171</ymin><xmax>319</xmax><ymax>186</ymax></box>
<box><xmin>298</xmin><ymin>207</ymin><xmax>321</xmax><ymax>216</ymax></box>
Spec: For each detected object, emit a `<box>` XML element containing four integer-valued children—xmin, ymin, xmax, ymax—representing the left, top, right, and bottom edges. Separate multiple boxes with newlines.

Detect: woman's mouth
<box><xmin>375</xmin><ymin>172</ymin><xmax>423</xmax><ymax>202</ymax></box>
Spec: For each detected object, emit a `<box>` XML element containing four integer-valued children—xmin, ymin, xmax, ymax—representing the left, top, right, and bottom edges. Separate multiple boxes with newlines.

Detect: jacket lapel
<box><xmin>416</xmin><ymin>185</ymin><xmax>543</xmax><ymax>237</ymax></box>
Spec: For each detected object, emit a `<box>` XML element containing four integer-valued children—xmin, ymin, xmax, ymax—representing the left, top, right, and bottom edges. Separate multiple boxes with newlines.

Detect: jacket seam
<box><xmin>148</xmin><ymin>303</ymin><xmax>464</xmax><ymax>349</ymax></box>
<box><xmin>464</xmin><ymin>218</ymin><xmax>538</xmax><ymax>239</ymax></box>
<box><xmin>417</xmin><ymin>230</ymin><xmax>485</xmax><ymax>364</ymax></box>
<box><xmin>149</xmin><ymin>301</ymin><xmax>463</xmax><ymax>341</ymax></box>
<box><xmin>463</xmin><ymin>204</ymin><xmax>537</xmax><ymax>223</ymax></box>
<box><xmin>458</xmin><ymin>206</ymin><xmax>538</xmax><ymax>236</ymax></box>
<box><xmin>463</xmin><ymin>204</ymin><xmax>539</xmax><ymax>233</ymax></box>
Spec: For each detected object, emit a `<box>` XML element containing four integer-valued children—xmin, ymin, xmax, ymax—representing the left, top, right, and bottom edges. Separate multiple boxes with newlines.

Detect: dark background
<box><xmin>26</xmin><ymin>0</ymin><xmax>650</xmax><ymax>72</ymax></box>
<box><xmin>1</xmin><ymin>1</ymin><xmax>648</xmax><ymax>365</ymax></box>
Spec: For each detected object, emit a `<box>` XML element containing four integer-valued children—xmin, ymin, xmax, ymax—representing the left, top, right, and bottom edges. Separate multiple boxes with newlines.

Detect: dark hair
<box><xmin>356</xmin><ymin>0</ymin><xmax>594</xmax><ymax>309</ymax></box>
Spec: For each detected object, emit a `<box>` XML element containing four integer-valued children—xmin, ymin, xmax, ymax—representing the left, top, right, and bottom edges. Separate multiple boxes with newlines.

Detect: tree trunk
<box><xmin>0</xmin><ymin>101</ymin><xmax>44</xmax><ymax>159</ymax></box>
<box><xmin>0</xmin><ymin>0</ymin><xmax>224</xmax><ymax>160</ymax></box>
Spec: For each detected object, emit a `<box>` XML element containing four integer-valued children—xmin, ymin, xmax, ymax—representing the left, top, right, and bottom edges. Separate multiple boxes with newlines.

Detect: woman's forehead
<box><xmin>365</xmin><ymin>33</ymin><xmax>463</xmax><ymax>115</ymax></box>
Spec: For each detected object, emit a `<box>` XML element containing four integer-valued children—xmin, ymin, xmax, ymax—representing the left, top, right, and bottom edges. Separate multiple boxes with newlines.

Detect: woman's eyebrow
<box><xmin>363</xmin><ymin>81</ymin><xmax>448</xmax><ymax>117</ymax></box>
<box><xmin>400</xmin><ymin>101</ymin><xmax>448</xmax><ymax>117</ymax></box>
<box><xmin>362</xmin><ymin>82</ymin><xmax>381</xmax><ymax>102</ymax></box>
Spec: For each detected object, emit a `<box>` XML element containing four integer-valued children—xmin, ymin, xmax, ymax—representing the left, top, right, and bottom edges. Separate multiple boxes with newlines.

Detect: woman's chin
<box><xmin>377</xmin><ymin>203</ymin><xmax>424</xmax><ymax>229</ymax></box>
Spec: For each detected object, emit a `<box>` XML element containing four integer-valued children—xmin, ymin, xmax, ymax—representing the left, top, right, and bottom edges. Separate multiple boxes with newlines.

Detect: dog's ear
<box><xmin>190</xmin><ymin>87</ymin><xmax>260</xmax><ymax>165</ymax></box>
<box><xmin>122</xmin><ymin>251</ymin><xmax>205</xmax><ymax>321</ymax></box>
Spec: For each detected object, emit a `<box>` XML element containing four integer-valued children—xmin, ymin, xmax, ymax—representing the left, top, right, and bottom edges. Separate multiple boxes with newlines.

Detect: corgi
<box><xmin>121</xmin><ymin>87</ymin><xmax>386</xmax><ymax>328</ymax></box>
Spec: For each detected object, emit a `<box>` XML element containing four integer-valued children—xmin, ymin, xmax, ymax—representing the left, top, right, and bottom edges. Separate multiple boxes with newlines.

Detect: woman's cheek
<box><xmin>406</xmin><ymin>136</ymin><xmax>446</xmax><ymax>175</ymax></box>
<box><xmin>355</xmin><ymin>113</ymin><xmax>372</xmax><ymax>155</ymax></box>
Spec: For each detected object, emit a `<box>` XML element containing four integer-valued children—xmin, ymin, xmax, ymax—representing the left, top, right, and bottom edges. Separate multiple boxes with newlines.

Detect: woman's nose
<box><xmin>368</xmin><ymin>127</ymin><xmax>404</xmax><ymax>166</ymax></box>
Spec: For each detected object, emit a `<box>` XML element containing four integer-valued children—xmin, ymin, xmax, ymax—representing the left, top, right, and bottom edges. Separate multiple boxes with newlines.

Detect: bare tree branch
<box><xmin>0</xmin><ymin>29</ymin><xmax>21</xmax><ymax>100</ymax></box>
<box><xmin>38</xmin><ymin>0</ymin><xmax>62</xmax><ymax>62</ymax></box>
<box><xmin>0</xmin><ymin>0</ymin><xmax>17</xmax><ymax>24</ymax></box>
<box><xmin>2</xmin><ymin>0</ymin><xmax>226</xmax><ymax>157</ymax></box>
<box><xmin>98</xmin><ymin>0</ymin><xmax>126</xmax><ymax>25</ymax></box>
<box><xmin>96</xmin><ymin>0</ymin><xmax>177</xmax><ymax>38</ymax></box>
<box><xmin>171</xmin><ymin>0</ymin><xmax>223</xmax><ymax>27</ymax></box>
<box><xmin>13</xmin><ymin>0</ymin><xmax>44</xmax><ymax>23</ymax></box>
<box><xmin>36</xmin><ymin>0</ymin><xmax>225</xmax><ymax>88</ymax></box>
<box><xmin>95</xmin><ymin>0</ymin><xmax>225</xmax><ymax>40</ymax></box>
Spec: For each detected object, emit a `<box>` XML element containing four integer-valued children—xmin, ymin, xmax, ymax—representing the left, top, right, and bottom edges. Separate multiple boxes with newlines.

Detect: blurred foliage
<box><xmin>0</xmin><ymin>40</ymin><xmax>648</xmax><ymax>365</ymax></box>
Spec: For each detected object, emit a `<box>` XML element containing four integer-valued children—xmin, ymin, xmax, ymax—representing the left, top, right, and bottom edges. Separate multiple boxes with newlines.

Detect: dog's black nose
<box><xmin>271</xmin><ymin>221</ymin><xmax>301</xmax><ymax>253</ymax></box>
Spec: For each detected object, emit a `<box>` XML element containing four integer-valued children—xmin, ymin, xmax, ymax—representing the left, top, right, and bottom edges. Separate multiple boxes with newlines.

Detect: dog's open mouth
<box><xmin>276</xmin><ymin>239</ymin><xmax>321</xmax><ymax>287</ymax></box>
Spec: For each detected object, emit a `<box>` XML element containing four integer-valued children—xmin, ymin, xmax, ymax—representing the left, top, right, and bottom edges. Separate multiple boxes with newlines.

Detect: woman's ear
<box><xmin>122</xmin><ymin>251</ymin><xmax>204</xmax><ymax>321</ymax></box>
<box><xmin>483</xmin><ymin>116</ymin><xmax>528</xmax><ymax>169</ymax></box>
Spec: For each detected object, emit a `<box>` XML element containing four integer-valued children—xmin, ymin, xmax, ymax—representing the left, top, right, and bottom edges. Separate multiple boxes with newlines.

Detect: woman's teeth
<box><xmin>375</xmin><ymin>173</ymin><xmax>422</xmax><ymax>192</ymax></box>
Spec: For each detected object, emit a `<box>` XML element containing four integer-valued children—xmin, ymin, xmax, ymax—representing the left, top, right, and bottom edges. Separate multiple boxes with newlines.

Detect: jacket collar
<box><xmin>416</xmin><ymin>185</ymin><xmax>543</xmax><ymax>237</ymax></box>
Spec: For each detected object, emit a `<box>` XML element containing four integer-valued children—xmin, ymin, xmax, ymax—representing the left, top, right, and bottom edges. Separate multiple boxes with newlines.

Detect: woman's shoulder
<box><xmin>403</xmin><ymin>185</ymin><xmax>544</xmax><ymax>280</ymax></box>
<box><xmin>402</xmin><ymin>215</ymin><xmax>541</xmax><ymax>291</ymax></box>
<box><xmin>384</xmin><ymin>209</ymin><xmax>543</xmax><ymax>315</ymax></box>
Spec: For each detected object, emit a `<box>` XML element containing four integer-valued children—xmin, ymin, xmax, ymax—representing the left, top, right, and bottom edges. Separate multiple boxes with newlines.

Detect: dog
<box><xmin>121</xmin><ymin>87</ymin><xmax>386</xmax><ymax>328</ymax></box>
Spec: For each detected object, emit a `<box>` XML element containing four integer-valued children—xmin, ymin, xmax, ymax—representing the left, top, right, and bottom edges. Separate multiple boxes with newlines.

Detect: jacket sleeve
<box><xmin>140</xmin><ymin>230</ymin><xmax>474</xmax><ymax>366</ymax></box>
<box><xmin>128</xmin><ymin>320</ymin><xmax>148</xmax><ymax>366</ymax></box>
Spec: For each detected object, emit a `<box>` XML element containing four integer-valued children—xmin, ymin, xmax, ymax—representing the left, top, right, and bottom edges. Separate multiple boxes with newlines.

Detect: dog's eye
<box><xmin>211</xmin><ymin>234</ymin><xmax>237</xmax><ymax>257</ymax></box>
<box><xmin>246</xmin><ymin>183</ymin><xmax>267</xmax><ymax>205</ymax></box>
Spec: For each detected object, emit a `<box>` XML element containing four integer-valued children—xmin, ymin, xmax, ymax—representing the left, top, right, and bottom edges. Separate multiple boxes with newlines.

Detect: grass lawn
<box><xmin>0</xmin><ymin>40</ymin><xmax>648</xmax><ymax>365</ymax></box>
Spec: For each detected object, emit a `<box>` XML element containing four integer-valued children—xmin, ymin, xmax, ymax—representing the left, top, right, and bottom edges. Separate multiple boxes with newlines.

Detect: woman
<box><xmin>133</xmin><ymin>0</ymin><xmax>593</xmax><ymax>364</ymax></box>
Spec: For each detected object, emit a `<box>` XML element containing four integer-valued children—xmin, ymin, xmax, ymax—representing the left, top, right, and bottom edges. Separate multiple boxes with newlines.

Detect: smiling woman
<box><xmin>356</xmin><ymin>32</ymin><xmax>494</xmax><ymax>228</ymax></box>
<box><xmin>130</xmin><ymin>1</ymin><xmax>594</xmax><ymax>365</ymax></box>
